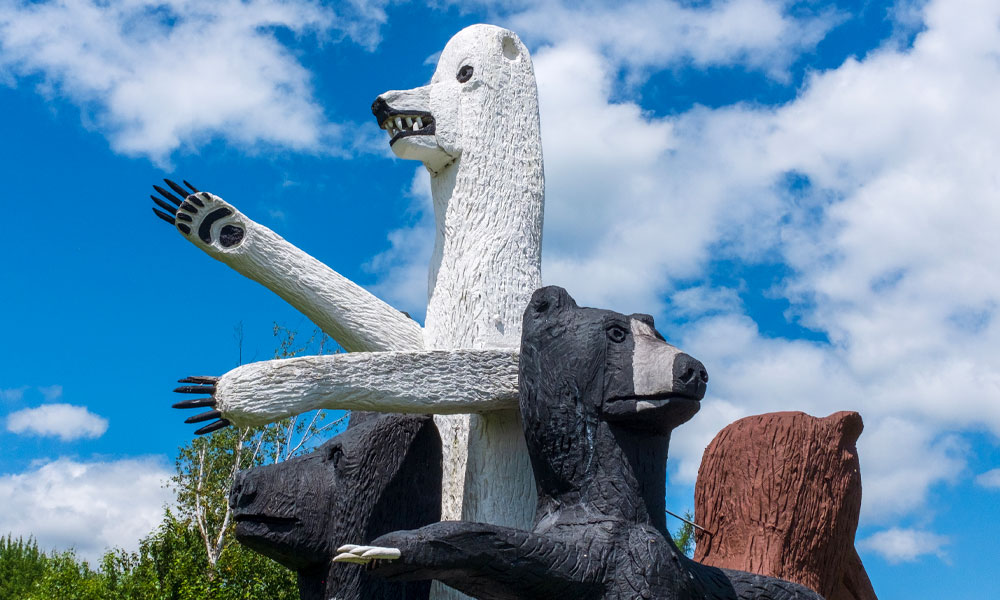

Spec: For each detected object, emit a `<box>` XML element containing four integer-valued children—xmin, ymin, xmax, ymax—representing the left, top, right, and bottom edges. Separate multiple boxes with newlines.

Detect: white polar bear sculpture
<box><xmin>160</xmin><ymin>24</ymin><xmax>543</xmax><ymax>554</ymax></box>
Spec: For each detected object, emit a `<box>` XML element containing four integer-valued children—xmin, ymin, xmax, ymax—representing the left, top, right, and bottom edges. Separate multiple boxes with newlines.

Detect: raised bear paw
<box><xmin>172</xmin><ymin>375</ymin><xmax>230</xmax><ymax>434</ymax></box>
<box><xmin>150</xmin><ymin>179</ymin><xmax>246</xmax><ymax>253</ymax></box>
<box><xmin>333</xmin><ymin>544</ymin><xmax>402</xmax><ymax>566</ymax></box>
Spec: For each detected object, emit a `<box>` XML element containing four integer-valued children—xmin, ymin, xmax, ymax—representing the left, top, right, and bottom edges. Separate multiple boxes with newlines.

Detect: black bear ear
<box><xmin>629</xmin><ymin>312</ymin><xmax>665</xmax><ymax>341</ymax></box>
<box><xmin>630</xmin><ymin>313</ymin><xmax>655</xmax><ymax>328</ymax></box>
<box><xmin>529</xmin><ymin>286</ymin><xmax>576</xmax><ymax>315</ymax></box>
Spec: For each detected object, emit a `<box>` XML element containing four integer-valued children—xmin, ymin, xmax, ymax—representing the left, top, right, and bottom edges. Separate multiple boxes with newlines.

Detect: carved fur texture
<box><xmin>166</xmin><ymin>24</ymin><xmax>546</xmax><ymax>600</ymax></box>
<box><xmin>230</xmin><ymin>413</ymin><xmax>441</xmax><ymax>600</ymax></box>
<box><xmin>359</xmin><ymin>287</ymin><xmax>823</xmax><ymax>600</ymax></box>
<box><xmin>695</xmin><ymin>412</ymin><xmax>877</xmax><ymax>600</ymax></box>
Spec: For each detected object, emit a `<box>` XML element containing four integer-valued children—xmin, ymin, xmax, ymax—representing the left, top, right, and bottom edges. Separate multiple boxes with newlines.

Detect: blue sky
<box><xmin>1</xmin><ymin>0</ymin><xmax>998</xmax><ymax>596</ymax></box>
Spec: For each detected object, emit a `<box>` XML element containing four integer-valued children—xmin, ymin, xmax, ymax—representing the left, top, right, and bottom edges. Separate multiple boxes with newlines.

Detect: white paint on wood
<box><xmin>173</xmin><ymin>27</ymin><xmax>545</xmax><ymax>599</ymax></box>
<box><xmin>377</xmin><ymin>26</ymin><xmax>543</xmax><ymax>540</ymax></box>
<box><xmin>173</xmin><ymin>191</ymin><xmax>424</xmax><ymax>353</ymax></box>
<box><xmin>215</xmin><ymin>349</ymin><xmax>518</xmax><ymax>425</ymax></box>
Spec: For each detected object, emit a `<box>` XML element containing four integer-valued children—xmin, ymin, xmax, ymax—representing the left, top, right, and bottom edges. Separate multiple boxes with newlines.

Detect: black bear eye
<box><xmin>457</xmin><ymin>65</ymin><xmax>474</xmax><ymax>83</ymax></box>
<box><xmin>607</xmin><ymin>325</ymin><xmax>628</xmax><ymax>343</ymax></box>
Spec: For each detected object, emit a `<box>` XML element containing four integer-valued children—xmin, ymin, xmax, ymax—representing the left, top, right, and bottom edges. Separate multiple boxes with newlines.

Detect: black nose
<box><xmin>371</xmin><ymin>96</ymin><xmax>391</xmax><ymax>123</ymax></box>
<box><xmin>673</xmin><ymin>353</ymin><xmax>709</xmax><ymax>399</ymax></box>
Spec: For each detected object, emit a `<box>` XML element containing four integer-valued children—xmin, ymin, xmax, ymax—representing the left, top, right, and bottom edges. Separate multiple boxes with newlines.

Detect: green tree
<box><xmin>0</xmin><ymin>325</ymin><xmax>347</xmax><ymax>599</ymax></box>
<box><xmin>672</xmin><ymin>510</ymin><xmax>696</xmax><ymax>558</ymax></box>
<box><xmin>0</xmin><ymin>536</ymin><xmax>47</xmax><ymax>599</ymax></box>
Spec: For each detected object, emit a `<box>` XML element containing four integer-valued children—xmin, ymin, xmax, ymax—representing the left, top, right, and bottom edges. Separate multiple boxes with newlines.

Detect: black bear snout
<box><xmin>673</xmin><ymin>353</ymin><xmax>708</xmax><ymax>398</ymax></box>
<box><xmin>230</xmin><ymin>470</ymin><xmax>257</xmax><ymax>508</ymax></box>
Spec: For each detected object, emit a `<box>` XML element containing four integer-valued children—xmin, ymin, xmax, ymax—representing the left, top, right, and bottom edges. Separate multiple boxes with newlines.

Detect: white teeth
<box><xmin>405</xmin><ymin>117</ymin><xmax>413</xmax><ymax>127</ymax></box>
<box><xmin>412</xmin><ymin>121</ymin><xmax>420</xmax><ymax>131</ymax></box>
<box><xmin>415</xmin><ymin>117</ymin><xmax>423</xmax><ymax>129</ymax></box>
<box><xmin>395</xmin><ymin>117</ymin><xmax>403</xmax><ymax>129</ymax></box>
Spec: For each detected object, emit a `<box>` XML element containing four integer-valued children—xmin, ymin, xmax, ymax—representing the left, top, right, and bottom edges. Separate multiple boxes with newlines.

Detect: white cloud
<box><xmin>0</xmin><ymin>386</ymin><xmax>27</xmax><ymax>403</ymax></box>
<box><xmin>448</xmin><ymin>0</ymin><xmax>837</xmax><ymax>80</ymax></box>
<box><xmin>860</xmin><ymin>527</ymin><xmax>949</xmax><ymax>564</ymax></box>
<box><xmin>364</xmin><ymin>167</ymin><xmax>435</xmax><ymax>322</ymax></box>
<box><xmin>39</xmin><ymin>385</ymin><xmax>63</xmax><ymax>401</ymax></box>
<box><xmin>976</xmin><ymin>468</ymin><xmax>1000</xmax><ymax>489</ymax></box>
<box><xmin>0</xmin><ymin>0</ymin><xmax>385</xmax><ymax>162</ymax></box>
<box><xmin>532</xmin><ymin>0</ymin><xmax>1000</xmax><ymax>528</ymax></box>
<box><xmin>7</xmin><ymin>404</ymin><xmax>109</xmax><ymax>441</ymax></box>
<box><xmin>0</xmin><ymin>457</ymin><xmax>173</xmax><ymax>563</ymax></box>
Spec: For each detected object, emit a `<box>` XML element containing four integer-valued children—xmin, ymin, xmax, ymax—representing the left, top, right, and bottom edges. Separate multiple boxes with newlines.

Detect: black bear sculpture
<box><xmin>335</xmin><ymin>286</ymin><xmax>824</xmax><ymax>600</ymax></box>
<box><xmin>229</xmin><ymin>411</ymin><xmax>441</xmax><ymax>600</ymax></box>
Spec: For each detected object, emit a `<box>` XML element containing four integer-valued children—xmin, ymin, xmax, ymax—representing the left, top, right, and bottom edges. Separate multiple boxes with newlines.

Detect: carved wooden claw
<box><xmin>150</xmin><ymin>178</ymin><xmax>201</xmax><ymax>231</ymax></box>
<box><xmin>333</xmin><ymin>544</ymin><xmax>401</xmax><ymax>565</ymax></box>
<box><xmin>172</xmin><ymin>376</ymin><xmax>230</xmax><ymax>434</ymax></box>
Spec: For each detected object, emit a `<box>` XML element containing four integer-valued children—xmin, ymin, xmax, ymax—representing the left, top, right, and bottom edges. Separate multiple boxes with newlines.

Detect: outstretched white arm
<box><xmin>151</xmin><ymin>180</ymin><xmax>423</xmax><ymax>353</ymax></box>
<box><xmin>174</xmin><ymin>349</ymin><xmax>519</xmax><ymax>430</ymax></box>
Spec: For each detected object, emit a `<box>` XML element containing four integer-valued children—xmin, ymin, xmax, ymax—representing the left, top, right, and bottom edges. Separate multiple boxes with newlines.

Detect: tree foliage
<box><xmin>672</xmin><ymin>510</ymin><xmax>696</xmax><ymax>558</ymax></box>
<box><xmin>1</xmin><ymin>325</ymin><xmax>345</xmax><ymax>599</ymax></box>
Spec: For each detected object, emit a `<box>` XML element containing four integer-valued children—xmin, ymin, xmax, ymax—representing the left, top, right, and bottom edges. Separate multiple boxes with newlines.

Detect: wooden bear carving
<box><xmin>229</xmin><ymin>412</ymin><xmax>441</xmax><ymax>600</ymax></box>
<box><xmin>695</xmin><ymin>411</ymin><xmax>877</xmax><ymax>600</ymax></box>
<box><xmin>335</xmin><ymin>287</ymin><xmax>823</xmax><ymax>600</ymax></box>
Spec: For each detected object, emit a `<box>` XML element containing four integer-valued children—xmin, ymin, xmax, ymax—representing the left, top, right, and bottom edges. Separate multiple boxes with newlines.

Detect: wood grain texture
<box><xmin>694</xmin><ymin>411</ymin><xmax>876</xmax><ymax>600</ymax></box>
<box><xmin>214</xmin><ymin>349</ymin><xmax>519</xmax><ymax>425</ymax></box>
<box><xmin>363</xmin><ymin>287</ymin><xmax>821</xmax><ymax>600</ymax></box>
<box><xmin>230</xmin><ymin>412</ymin><xmax>441</xmax><ymax>600</ymax></box>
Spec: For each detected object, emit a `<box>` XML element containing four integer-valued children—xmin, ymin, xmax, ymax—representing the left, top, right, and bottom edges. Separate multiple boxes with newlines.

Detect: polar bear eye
<box><xmin>607</xmin><ymin>325</ymin><xmax>628</xmax><ymax>343</ymax></box>
<box><xmin>457</xmin><ymin>65</ymin><xmax>474</xmax><ymax>83</ymax></box>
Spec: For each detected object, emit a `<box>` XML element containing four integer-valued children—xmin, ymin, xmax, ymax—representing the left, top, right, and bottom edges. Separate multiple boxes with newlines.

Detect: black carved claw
<box><xmin>172</xmin><ymin>375</ymin><xmax>230</xmax><ymax>435</ymax></box>
<box><xmin>150</xmin><ymin>179</ymin><xmax>200</xmax><ymax>234</ymax></box>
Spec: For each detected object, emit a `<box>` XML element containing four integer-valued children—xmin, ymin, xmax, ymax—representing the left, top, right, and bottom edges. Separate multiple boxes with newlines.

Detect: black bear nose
<box><xmin>673</xmin><ymin>353</ymin><xmax>708</xmax><ymax>399</ymax></box>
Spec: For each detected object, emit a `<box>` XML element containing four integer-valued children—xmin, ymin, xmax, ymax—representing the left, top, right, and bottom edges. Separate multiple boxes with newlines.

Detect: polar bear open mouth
<box><xmin>378</xmin><ymin>110</ymin><xmax>436</xmax><ymax>145</ymax></box>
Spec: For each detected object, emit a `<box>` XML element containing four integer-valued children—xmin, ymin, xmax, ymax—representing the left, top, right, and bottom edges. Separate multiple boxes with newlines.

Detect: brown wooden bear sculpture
<box><xmin>694</xmin><ymin>411</ymin><xmax>877</xmax><ymax>600</ymax></box>
<box><xmin>334</xmin><ymin>286</ymin><xmax>824</xmax><ymax>600</ymax></box>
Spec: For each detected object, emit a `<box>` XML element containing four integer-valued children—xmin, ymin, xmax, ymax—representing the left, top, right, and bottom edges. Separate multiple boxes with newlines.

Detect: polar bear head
<box><xmin>371</xmin><ymin>24</ymin><xmax>540</xmax><ymax>175</ymax></box>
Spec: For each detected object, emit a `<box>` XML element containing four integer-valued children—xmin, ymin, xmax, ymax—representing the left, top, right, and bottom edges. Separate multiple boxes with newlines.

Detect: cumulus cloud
<box><xmin>365</xmin><ymin>168</ymin><xmax>435</xmax><ymax>321</ymax></box>
<box><xmin>859</xmin><ymin>527</ymin><xmax>950</xmax><ymax>564</ymax></box>
<box><xmin>0</xmin><ymin>0</ymin><xmax>383</xmax><ymax>162</ymax></box>
<box><xmin>505</xmin><ymin>0</ymin><xmax>839</xmax><ymax>79</ymax></box>
<box><xmin>976</xmin><ymin>468</ymin><xmax>1000</xmax><ymax>489</ymax></box>
<box><xmin>0</xmin><ymin>457</ymin><xmax>173</xmax><ymax>563</ymax></box>
<box><xmin>7</xmin><ymin>404</ymin><xmax>109</xmax><ymax>441</ymax></box>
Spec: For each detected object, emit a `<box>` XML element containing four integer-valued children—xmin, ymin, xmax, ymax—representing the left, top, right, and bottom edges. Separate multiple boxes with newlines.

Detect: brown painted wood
<box><xmin>694</xmin><ymin>411</ymin><xmax>877</xmax><ymax>600</ymax></box>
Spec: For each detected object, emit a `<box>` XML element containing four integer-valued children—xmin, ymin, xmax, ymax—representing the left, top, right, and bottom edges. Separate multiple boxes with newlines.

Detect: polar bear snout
<box><xmin>371</xmin><ymin>96</ymin><xmax>436</xmax><ymax>143</ymax></box>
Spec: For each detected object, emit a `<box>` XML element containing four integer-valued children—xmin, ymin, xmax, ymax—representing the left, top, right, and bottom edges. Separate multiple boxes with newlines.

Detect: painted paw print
<box><xmin>150</xmin><ymin>179</ymin><xmax>246</xmax><ymax>250</ymax></box>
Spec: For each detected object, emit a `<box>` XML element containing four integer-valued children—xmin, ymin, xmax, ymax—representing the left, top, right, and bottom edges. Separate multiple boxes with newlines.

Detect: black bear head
<box><xmin>519</xmin><ymin>286</ymin><xmax>708</xmax><ymax>525</ymax></box>
<box><xmin>229</xmin><ymin>413</ymin><xmax>440</xmax><ymax>600</ymax></box>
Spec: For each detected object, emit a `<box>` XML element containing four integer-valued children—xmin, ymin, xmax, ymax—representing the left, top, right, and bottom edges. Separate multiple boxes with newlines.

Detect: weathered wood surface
<box><xmin>694</xmin><ymin>411</ymin><xmax>877</xmax><ymax>600</ymax></box>
<box><xmin>336</xmin><ymin>287</ymin><xmax>822</xmax><ymax>600</ymax></box>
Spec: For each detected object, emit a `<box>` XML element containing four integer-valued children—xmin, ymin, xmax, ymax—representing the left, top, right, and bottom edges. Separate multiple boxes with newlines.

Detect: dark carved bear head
<box><xmin>519</xmin><ymin>286</ymin><xmax>708</xmax><ymax>512</ymax></box>
<box><xmin>229</xmin><ymin>412</ymin><xmax>440</xmax><ymax>600</ymax></box>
